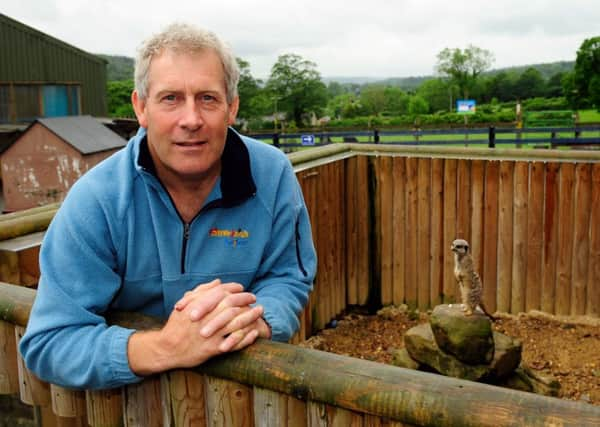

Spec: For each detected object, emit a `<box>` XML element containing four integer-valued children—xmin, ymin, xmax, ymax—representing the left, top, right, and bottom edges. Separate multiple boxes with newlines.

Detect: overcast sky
<box><xmin>4</xmin><ymin>0</ymin><xmax>600</xmax><ymax>79</ymax></box>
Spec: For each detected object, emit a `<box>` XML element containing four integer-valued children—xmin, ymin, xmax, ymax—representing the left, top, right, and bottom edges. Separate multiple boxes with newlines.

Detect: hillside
<box><xmin>98</xmin><ymin>54</ymin><xmax>134</xmax><ymax>81</ymax></box>
<box><xmin>98</xmin><ymin>54</ymin><xmax>574</xmax><ymax>88</ymax></box>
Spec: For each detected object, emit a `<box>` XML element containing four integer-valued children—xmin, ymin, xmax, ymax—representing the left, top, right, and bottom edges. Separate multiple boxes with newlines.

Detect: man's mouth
<box><xmin>174</xmin><ymin>141</ymin><xmax>207</xmax><ymax>147</ymax></box>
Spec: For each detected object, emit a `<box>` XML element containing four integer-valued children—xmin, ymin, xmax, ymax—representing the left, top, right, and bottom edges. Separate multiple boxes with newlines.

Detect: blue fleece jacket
<box><xmin>19</xmin><ymin>127</ymin><xmax>316</xmax><ymax>390</ymax></box>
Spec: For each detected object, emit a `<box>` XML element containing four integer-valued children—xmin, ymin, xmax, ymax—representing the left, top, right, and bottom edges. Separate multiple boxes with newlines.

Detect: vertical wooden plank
<box><xmin>442</xmin><ymin>159</ymin><xmax>457</xmax><ymax>303</ymax></box>
<box><xmin>430</xmin><ymin>158</ymin><xmax>444</xmax><ymax>307</ymax></box>
<box><xmin>316</xmin><ymin>163</ymin><xmax>331</xmax><ymax>330</ymax></box>
<box><xmin>86</xmin><ymin>389</ymin><xmax>123</xmax><ymax>427</ymax></box>
<box><xmin>123</xmin><ymin>377</ymin><xmax>162</xmax><ymax>427</ymax></box>
<box><xmin>405</xmin><ymin>157</ymin><xmax>418</xmax><ymax>308</ymax></box>
<box><xmin>511</xmin><ymin>161</ymin><xmax>529</xmax><ymax>314</ymax></box>
<box><xmin>372</xmin><ymin>157</ymin><xmax>382</xmax><ymax>308</ymax></box>
<box><xmin>541</xmin><ymin>162</ymin><xmax>560</xmax><ymax>314</ymax></box>
<box><xmin>470</xmin><ymin>160</ymin><xmax>485</xmax><ymax>279</ymax></box>
<box><xmin>307</xmin><ymin>401</ymin><xmax>361</xmax><ymax>426</ymax></box>
<box><xmin>357</xmin><ymin>156</ymin><xmax>370</xmax><ymax>305</ymax></box>
<box><xmin>497</xmin><ymin>161</ymin><xmax>514</xmax><ymax>313</ymax></box>
<box><xmin>337</xmin><ymin>160</ymin><xmax>347</xmax><ymax>317</ymax></box>
<box><xmin>482</xmin><ymin>161</ymin><xmax>499</xmax><ymax>313</ymax></box>
<box><xmin>51</xmin><ymin>385</ymin><xmax>86</xmax><ymax>418</ymax></box>
<box><xmin>0</xmin><ymin>251</ymin><xmax>20</xmax><ymax>284</ymax></box>
<box><xmin>205</xmin><ymin>377</ymin><xmax>253</xmax><ymax>427</ymax></box>
<box><xmin>392</xmin><ymin>156</ymin><xmax>406</xmax><ymax>306</ymax></box>
<box><xmin>556</xmin><ymin>162</ymin><xmax>575</xmax><ymax>316</ymax></box>
<box><xmin>286</xmin><ymin>395</ymin><xmax>307</xmax><ymax>427</ymax></box>
<box><xmin>253</xmin><ymin>387</ymin><xmax>287</xmax><ymax>427</ymax></box>
<box><xmin>15</xmin><ymin>325</ymin><xmax>51</xmax><ymax>407</ymax></box>
<box><xmin>571</xmin><ymin>163</ymin><xmax>591</xmax><ymax>315</ymax></box>
<box><xmin>417</xmin><ymin>157</ymin><xmax>431</xmax><ymax>310</ymax></box>
<box><xmin>326</xmin><ymin>163</ymin><xmax>336</xmax><ymax>323</ymax></box>
<box><xmin>331</xmin><ymin>161</ymin><xmax>342</xmax><ymax>317</ymax></box>
<box><xmin>0</xmin><ymin>321</ymin><xmax>19</xmax><ymax>394</ymax></box>
<box><xmin>455</xmin><ymin>159</ymin><xmax>471</xmax><ymax>243</ymax></box>
<box><xmin>345</xmin><ymin>158</ymin><xmax>358</xmax><ymax>305</ymax></box>
<box><xmin>162</xmin><ymin>370</ymin><xmax>206</xmax><ymax>427</ymax></box>
<box><xmin>301</xmin><ymin>168</ymin><xmax>318</xmax><ymax>336</ymax></box>
<box><xmin>526</xmin><ymin>162</ymin><xmax>545</xmax><ymax>312</ymax></box>
<box><xmin>588</xmin><ymin>163</ymin><xmax>600</xmax><ymax>316</ymax></box>
<box><xmin>380</xmin><ymin>156</ymin><xmax>394</xmax><ymax>306</ymax></box>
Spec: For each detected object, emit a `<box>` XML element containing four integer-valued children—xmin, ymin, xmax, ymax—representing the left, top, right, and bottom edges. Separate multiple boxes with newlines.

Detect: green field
<box><xmin>579</xmin><ymin>109</ymin><xmax>600</xmax><ymax>123</ymax></box>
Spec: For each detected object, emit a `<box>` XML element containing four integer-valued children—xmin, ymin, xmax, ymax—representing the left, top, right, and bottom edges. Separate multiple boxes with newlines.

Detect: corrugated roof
<box><xmin>37</xmin><ymin>115</ymin><xmax>125</xmax><ymax>154</ymax></box>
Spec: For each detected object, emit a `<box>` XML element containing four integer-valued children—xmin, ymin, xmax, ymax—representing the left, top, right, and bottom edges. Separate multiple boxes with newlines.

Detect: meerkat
<box><xmin>451</xmin><ymin>239</ymin><xmax>495</xmax><ymax>320</ymax></box>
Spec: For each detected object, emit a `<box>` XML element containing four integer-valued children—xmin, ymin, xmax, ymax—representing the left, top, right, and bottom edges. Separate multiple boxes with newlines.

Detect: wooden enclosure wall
<box><xmin>297</xmin><ymin>153</ymin><xmax>600</xmax><ymax>332</ymax></box>
<box><xmin>371</xmin><ymin>156</ymin><xmax>600</xmax><ymax>317</ymax></box>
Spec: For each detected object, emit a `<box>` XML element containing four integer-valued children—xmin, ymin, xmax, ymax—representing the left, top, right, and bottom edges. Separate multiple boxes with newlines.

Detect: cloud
<box><xmin>3</xmin><ymin>0</ymin><xmax>599</xmax><ymax>78</ymax></box>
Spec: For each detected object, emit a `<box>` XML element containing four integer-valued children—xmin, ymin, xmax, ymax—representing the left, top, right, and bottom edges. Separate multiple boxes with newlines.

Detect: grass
<box><xmin>579</xmin><ymin>109</ymin><xmax>600</xmax><ymax>123</ymax></box>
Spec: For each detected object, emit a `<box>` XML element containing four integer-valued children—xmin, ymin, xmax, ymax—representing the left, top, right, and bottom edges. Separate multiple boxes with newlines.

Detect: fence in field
<box><xmin>1</xmin><ymin>144</ymin><xmax>600</xmax><ymax>426</ymax></box>
<box><xmin>250</xmin><ymin>125</ymin><xmax>600</xmax><ymax>149</ymax></box>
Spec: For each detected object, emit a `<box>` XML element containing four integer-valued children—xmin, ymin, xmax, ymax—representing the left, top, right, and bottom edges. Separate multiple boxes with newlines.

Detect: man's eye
<box><xmin>162</xmin><ymin>94</ymin><xmax>177</xmax><ymax>102</ymax></box>
<box><xmin>201</xmin><ymin>94</ymin><xmax>216</xmax><ymax>102</ymax></box>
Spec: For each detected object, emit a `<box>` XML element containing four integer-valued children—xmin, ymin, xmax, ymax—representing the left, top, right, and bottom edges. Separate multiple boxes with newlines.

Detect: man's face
<box><xmin>132</xmin><ymin>49</ymin><xmax>238</xmax><ymax>185</ymax></box>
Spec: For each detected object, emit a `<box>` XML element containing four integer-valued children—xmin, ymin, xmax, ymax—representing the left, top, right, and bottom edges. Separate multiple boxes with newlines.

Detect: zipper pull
<box><xmin>184</xmin><ymin>223</ymin><xmax>191</xmax><ymax>240</ymax></box>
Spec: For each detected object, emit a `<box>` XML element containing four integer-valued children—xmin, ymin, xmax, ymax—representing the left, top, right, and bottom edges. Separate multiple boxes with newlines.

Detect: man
<box><xmin>19</xmin><ymin>23</ymin><xmax>316</xmax><ymax>390</ymax></box>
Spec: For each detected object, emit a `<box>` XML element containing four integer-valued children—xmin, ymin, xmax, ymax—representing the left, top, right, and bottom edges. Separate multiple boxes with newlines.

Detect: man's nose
<box><xmin>179</xmin><ymin>98</ymin><xmax>204</xmax><ymax>130</ymax></box>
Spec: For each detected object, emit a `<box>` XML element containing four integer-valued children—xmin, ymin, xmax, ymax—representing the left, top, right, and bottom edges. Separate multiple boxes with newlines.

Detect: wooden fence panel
<box><xmin>571</xmin><ymin>163</ymin><xmax>591</xmax><ymax>316</ymax></box>
<box><xmin>123</xmin><ymin>376</ymin><xmax>162</xmax><ymax>427</ymax></box>
<box><xmin>392</xmin><ymin>157</ymin><xmax>406</xmax><ymax>306</ymax></box>
<box><xmin>442</xmin><ymin>159</ymin><xmax>457</xmax><ymax>303</ymax></box>
<box><xmin>357</xmin><ymin>156</ymin><xmax>370</xmax><ymax>306</ymax></box>
<box><xmin>345</xmin><ymin>158</ymin><xmax>358</xmax><ymax>306</ymax></box>
<box><xmin>85</xmin><ymin>389</ymin><xmax>123</xmax><ymax>427</ymax></box>
<box><xmin>588</xmin><ymin>164</ymin><xmax>600</xmax><ymax>316</ymax></box>
<box><xmin>380</xmin><ymin>156</ymin><xmax>394</xmax><ymax>306</ymax></box>
<box><xmin>526</xmin><ymin>162</ymin><xmax>545</xmax><ymax>312</ymax></box>
<box><xmin>417</xmin><ymin>158</ymin><xmax>431</xmax><ymax>310</ymax></box>
<box><xmin>556</xmin><ymin>163</ymin><xmax>575</xmax><ymax>316</ymax></box>
<box><xmin>470</xmin><ymin>160</ymin><xmax>485</xmax><ymax>282</ymax></box>
<box><xmin>430</xmin><ymin>158</ymin><xmax>444</xmax><ymax>307</ymax></box>
<box><xmin>0</xmin><ymin>321</ymin><xmax>18</xmax><ymax>394</ymax></box>
<box><xmin>205</xmin><ymin>377</ymin><xmax>253</xmax><ymax>427</ymax></box>
<box><xmin>405</xmin><ymin>157</ymin><xmax>418</xmax><ymax>308</ymax></box>
<box><xmin>511</xmin><ymin>161</ymin><xmax>529</xmax><ymax>313</ymax></box>
<box><xmin>497</xmin><ymin>161</ymin><xmax>515</xmax><ymax>313</ymax></box>
<box><xmin>162</xmin><ymin>370</ymin><xmax>207</xmax><ymax>427</ymax></box>
<box><xmin>482</xmin><ymin>161</ymin><xmax>499</xmax><ymax>313</ymax></box>
<box><xmin>541</xmin><ymin>162</ymin><xmax>560</xmax><ymax>314</ymax></box>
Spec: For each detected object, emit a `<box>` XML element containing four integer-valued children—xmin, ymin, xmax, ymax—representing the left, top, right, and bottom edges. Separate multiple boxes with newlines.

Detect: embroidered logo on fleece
<box><xmin>209</xmin><ymin>228</ymin><xmax>249</xmax><ymax>247</ymax></box>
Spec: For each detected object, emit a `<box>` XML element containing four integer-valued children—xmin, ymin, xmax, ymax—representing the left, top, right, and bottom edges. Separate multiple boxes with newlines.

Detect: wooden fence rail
<box><xmin>1</xmin><ymin>281</ymin><xmax>599</xmax><ymax>427</ymax></box>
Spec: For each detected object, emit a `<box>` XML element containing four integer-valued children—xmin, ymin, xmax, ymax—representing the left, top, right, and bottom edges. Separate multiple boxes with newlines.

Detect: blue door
<box><xmin>43</xmin><ymin>85</ymin><xmax>69</xmax><ymax>117</ymax></box>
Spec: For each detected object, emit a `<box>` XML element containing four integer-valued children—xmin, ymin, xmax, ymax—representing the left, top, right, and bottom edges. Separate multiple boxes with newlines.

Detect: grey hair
<box><xmin>134</xmin><ymin>23</ymin><xmax>240</xmax><ymax>103</ymax></box>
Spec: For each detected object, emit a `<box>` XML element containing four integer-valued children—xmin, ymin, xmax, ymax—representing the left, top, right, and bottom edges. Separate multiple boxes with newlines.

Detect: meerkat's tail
<box><xmin>477</xmin><ymin>301</ymin><xmax>496</xmax><ymax>321</ymax></box>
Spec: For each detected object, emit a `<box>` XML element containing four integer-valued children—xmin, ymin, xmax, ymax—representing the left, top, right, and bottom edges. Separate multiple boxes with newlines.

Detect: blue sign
<box><xmin>456</xmin><ymin>99</ymin><xmax>476</xmax><ymax>114</ymax></box>
<box><xmin>301</xmin><ymin>134</ymin><xmax>315</xmax><ymax>146</ymax></box>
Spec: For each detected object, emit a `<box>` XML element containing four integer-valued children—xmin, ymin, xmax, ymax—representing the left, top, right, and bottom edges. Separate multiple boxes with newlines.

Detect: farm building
<box><xmin>1</xmin><ymin>115</ymin><xmax>125</xmax><ymax>212</ymax></box>
<box><xmin>0</xmin><ymin>13</ymin><xmax>108</xmax><ymax>124</ymax></box>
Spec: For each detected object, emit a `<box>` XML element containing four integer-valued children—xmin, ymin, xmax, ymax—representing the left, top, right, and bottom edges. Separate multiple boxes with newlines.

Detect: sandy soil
<box><xmin>301</xmin><ymin>306</ymin><xmax>600</xmax><ymax>405</ymax></box>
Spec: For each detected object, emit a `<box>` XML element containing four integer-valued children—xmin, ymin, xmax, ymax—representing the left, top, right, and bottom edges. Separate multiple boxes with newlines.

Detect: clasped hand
<box><xmin>128</xmin><ymin>279</ymin><xmax>269</xmax><ymax>375</ymax></box>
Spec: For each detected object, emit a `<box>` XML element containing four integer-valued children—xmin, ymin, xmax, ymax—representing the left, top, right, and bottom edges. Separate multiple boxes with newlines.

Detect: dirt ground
<box><xmin>300</xmin><ymin>306</ymin><xmax>600</xmax><ymax>406</ymax></box>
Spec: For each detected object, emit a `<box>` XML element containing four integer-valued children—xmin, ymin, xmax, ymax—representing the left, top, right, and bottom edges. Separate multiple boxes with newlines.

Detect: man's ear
<box><xmin>132</xmin><ymin>90</ymin><xmax>148</xmax><ymax>128</ymax></box>
<box><xmin>227</xmin><ymin>96</ymin><xmax>239</xmax><ymax>125</ymax></box>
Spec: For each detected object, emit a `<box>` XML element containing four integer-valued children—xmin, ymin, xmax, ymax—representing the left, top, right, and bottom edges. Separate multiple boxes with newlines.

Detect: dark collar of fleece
<box><xmin>138</xmin><ymin>128</ymin><xmax>257</xmax><ymax>208</ymax></box>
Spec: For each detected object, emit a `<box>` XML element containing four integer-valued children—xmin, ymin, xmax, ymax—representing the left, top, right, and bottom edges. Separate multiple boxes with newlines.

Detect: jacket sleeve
<box><xmin>19</xmin><ymin>185</ymin><xmax>142</xmax><ymax>390</ymax></box>
<box><xmin>249</xmin><ymin>160</ymin><xmax>317</xmax><ymax>342</ymax></box>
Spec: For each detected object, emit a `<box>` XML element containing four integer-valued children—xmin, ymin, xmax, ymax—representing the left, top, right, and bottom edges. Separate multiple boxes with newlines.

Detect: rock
<box><xmin>499</xmin><ymin>365</ymin><xmax>560</xmax><ymax>397</ymax></box>
<box><xmin>404</xmin><ymin>323</ymin><xmax>522</xmax><ymax>381</ymax></box>
<box><xmin>430</xmin><ymin>304</ymin><xmax>494</xmax><ymax>365</ymax></box>
<box><xmin>389</xmin><ymin>348</ymin><xmax>420</xmax><ymax>370</ymax></box>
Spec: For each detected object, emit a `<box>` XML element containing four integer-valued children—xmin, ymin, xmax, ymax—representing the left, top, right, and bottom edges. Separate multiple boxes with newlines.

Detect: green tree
<box><xmin>359</xmin><ymin>84</ymin><xmax>387</xmax><ymax>116</ymax></box>
<box><xmin>417</xmin><ymin>78</ymin><xmax>454</xmax><ymax>112</ymax></box>
<box><xmin>514</xmin><ymin>67</ymin><xmax>545</xmax><ymax>100</ymax></box>
<box><xmin>545</xmin><ymin>72</ymin><xmax>566</xmax><ymax>98</ymax></box>
<box><xmin>573</xmin><ymin>36</ymin><xmax>600</xmax><ymax>109</ymax></box>
<box><xmin>435</xmin><ymin>45</ymin><xmax>494</xmax><ymax>99</ymax></box>
<box><xmin>265</xmin><ymin>53</ymin><xmax>328</xmax><ymax>126</ymax></box>
<box><xmin>236</xmin><ymin>58</ymin><xmax>263</xmax><ymax>119</ymax></box>
<box><xmin>383</xmin><ymin>87</ymin><xmax>410</xmax><ymax>115</ymax></box>
<box><xmin>107</xmin><ymin>80</ymin><xmax>134</xmax><ymax>118</ymax></box>
<box><xmin>408</xmin><ymin>95</ymin><xmax>429</xmax><ymax>115</ymax></box>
